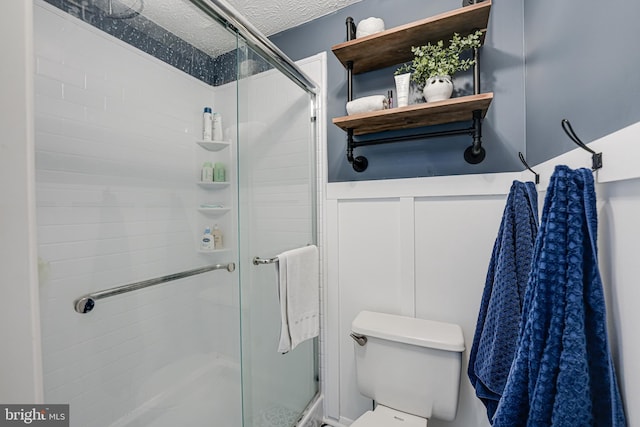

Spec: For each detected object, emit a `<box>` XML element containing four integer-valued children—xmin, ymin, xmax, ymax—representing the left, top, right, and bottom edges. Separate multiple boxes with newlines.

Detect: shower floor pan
<box><xmin>108</xmin><ymin>353</ymin><xmax>241</xmax><ymax>427</ymax></box>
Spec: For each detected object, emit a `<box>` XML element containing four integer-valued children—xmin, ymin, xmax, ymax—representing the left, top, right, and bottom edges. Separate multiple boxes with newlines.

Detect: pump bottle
<box><xmin>200</xmin><ymin>226</ymin><xmax>214</xmax><ymax>251</ymax></box>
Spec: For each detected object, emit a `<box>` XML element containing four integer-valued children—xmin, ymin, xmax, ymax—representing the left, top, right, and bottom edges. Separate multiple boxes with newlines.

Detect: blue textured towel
<box><xmin>493</xmin><ymin>165</ymin><xmax>626</xmax><ymax>426</ymax></box>
<box><xmin>468</xmin><ymin>180</ymin><xmax>539</xmax><ymax>421</ymax></box>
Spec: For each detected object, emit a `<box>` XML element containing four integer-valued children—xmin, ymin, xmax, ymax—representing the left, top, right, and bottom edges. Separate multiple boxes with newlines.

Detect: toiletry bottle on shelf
<box><xmin>201</xmin><ymin>161</ymin><xmax>213</xmax><ymax>182</ymax></box>
<box><xmin>200</xmin><ymin>226</ymin><xmax>214</xmax><ymax>251</ymax></box>
<box><xmin>203</xmin><ymin>107</ymin><xmax>213</xmax><ymax>141</ymax></box>
<box><xmin>394</xmin><ymin>73</ymin><xmax>410</xmax><ymax>107</ymax></box>
<box><xmin>214</xmin><ymin>162</ymin><xmax>225</xmax><ymax>182</ymax></box>
<box><xmin>212</xmin><ymin>112</ymin><xmax>223</xmax><ymax>141</ymax></box>
<box><xmin>212</xmin><ymin>224</ymin><xmax>223</xmax><ymax>249</ymax></box>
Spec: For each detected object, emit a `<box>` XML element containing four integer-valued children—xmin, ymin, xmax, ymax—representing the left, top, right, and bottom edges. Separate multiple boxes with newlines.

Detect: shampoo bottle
<box><xmin>201</xmin><ymin>161</ymin><xmax>213</xmax><ymax>182</ymax></box>
<box><xmin>212</xmin><ymin>224</ymin><xmax>223</xmax><ymax>249</ymax></box>
<box><xmin>203</xmin><ymin>107</ymin><xmax>213</xmax><ymax>141</ymax></box>
<box><xmin>214</xmin><ymin>162</ymin><xmax>225</xmax><ymax>182</ymax></box>
<box><xmin>200</xmin><ymin>226</ymin><xmax>214</xmax><ymax>251</ymax></box>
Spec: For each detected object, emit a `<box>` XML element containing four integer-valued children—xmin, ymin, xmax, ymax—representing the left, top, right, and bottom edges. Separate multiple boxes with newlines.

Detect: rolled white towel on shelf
<box><xmin>346</xmin><ymin>95</ymin><xmax>387</xmax><ymax>115</ymax></box>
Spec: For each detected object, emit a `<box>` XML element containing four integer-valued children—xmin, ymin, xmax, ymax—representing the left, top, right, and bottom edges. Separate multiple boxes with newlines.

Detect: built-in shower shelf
<box><xmin>196</xmin><ymin>140</ymin><xmax>230</xmax><ymax>151</ymax></box>
<box><xmin>198</xmin><ymin>207</ymin><xmax>231</xmax><ymax>215</ymax></box>
<box><xmin>198</xmin><ymin>248</ymin><xmax>231</xmax><ymax>254</ymax></box>
<box><xmin>197</xmin><ymin>182</ymin><xmax>230</xmax><ymax>189</ymax></box>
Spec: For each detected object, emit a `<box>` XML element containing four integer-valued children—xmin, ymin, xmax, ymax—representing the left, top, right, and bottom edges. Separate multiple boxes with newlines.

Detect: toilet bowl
<box><xmin>350</xmin><ymin>311</ymin><xmax>465</xmax><ymax>426</ymax></box>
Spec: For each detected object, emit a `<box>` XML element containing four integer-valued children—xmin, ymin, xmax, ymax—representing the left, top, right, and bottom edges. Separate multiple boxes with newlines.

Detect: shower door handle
<box><xmin>253</xmin><ymin>256</ymin><xmax>278</xmax><ymax>265</ymax></box>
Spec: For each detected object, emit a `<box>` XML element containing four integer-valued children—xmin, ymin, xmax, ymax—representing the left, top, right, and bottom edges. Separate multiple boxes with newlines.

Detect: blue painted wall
<box><xmin>524</xmin><ymin>0</ymin><xmax>640</xmax><ymax>164</ymax></box>
<box><xmin>270</xmin><ymin>0</ymin><xmax>526</xmax><ymax>182</ymax></box>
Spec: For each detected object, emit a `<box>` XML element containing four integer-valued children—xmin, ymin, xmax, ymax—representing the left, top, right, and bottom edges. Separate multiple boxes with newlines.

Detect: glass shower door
<box><xmin>34</xmin><ymin>1</ymin><xmax>244</xmax><ymax>425</ymax></box>
<box><xmin>235</xmin><ymin>44</ymin><xmax>318</xmax><ymax>427</ymax></box>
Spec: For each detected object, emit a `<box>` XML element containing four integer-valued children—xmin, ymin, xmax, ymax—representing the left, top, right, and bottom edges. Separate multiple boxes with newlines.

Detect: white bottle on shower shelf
<box><xmin>212</xmin><ymin>224</ymin><xmax>223</xmax><ymax>249</ymax></box>
<box><xmin>200</xmin><ymin>226</ymin><xmax>214</xmax><ymax>251</ymax></box>
<box><xmin>203</xmin><ymin>107</ymin><xmax>213</xmax><ymax>141</ymax></box>
<box><xmin>212</xmin><ymin>112</ymin><xmax>223</xmax><ymax>141</ymax></box>
<box><xmin>201</xmin><ymin>161</ymin><xmax>213</xmax><ymax>182</ymax></box>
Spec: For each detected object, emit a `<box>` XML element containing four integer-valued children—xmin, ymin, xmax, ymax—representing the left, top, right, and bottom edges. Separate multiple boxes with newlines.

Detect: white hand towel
<box><xmin>346</xmin><ymin>95</ymin><xmax>387</xmax><ymax>115</ymax></box>
<box><xmin>276</xmin><ymin>245</ymin><xmax>319</xmax><ymax>353</ymax></box>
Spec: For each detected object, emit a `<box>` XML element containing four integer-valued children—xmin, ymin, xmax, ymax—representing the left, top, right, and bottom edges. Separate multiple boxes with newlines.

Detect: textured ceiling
<box><xmin>228</xmin><ymin>0</ymin><xmax>363</xmax><ymax>37</ymax></box>
<box><xmin>136</xmin><ymin>0</ymin><xmax>363</xmax><ymax>56</ymax></box>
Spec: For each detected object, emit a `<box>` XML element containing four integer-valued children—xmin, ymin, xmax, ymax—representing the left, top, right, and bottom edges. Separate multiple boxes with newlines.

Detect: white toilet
<box><xmin>350</xmin><ymin>311</ymin><xmax>465</xmax><ymax>427</ymax></box>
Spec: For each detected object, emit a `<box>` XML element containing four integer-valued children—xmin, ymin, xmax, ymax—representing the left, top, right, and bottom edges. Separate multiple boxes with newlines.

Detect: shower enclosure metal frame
<box><xmin>188</xmin><ymin>0</ymin><xmax>318</xmax><ymax>96</ymax></box>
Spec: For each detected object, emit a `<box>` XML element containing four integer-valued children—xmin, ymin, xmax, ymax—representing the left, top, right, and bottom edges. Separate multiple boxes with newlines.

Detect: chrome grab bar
<box><xmin>74</xmin><ymin>262</ymin><xmax>236</xmax><ymax>314</ymax></box>
<box><xmin>252</xmin><ymin>256</ymin><xmax>278</xmax><ymax>265</ymax></box>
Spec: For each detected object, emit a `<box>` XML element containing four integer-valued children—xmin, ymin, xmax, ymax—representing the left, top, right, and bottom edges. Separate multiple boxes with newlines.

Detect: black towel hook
<box><xmin>561</xmin><ymin>119</ymin><xmax>603</xmax><ymax>170</ymax></box>
<box><xmin>518</xmin><ymin>152</ymin><xmax>540</xmax><ymax>184</ymax></box>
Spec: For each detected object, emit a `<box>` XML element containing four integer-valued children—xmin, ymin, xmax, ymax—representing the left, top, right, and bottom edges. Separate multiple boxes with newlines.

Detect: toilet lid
<box><xmin>351</xmin><ymin>406</ymin><xmax>427</xmax><ymax>427</ymax></box>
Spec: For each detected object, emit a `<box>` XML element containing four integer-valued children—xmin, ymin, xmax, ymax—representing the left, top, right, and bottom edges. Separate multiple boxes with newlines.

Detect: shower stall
<box><xmin>33</xmin><ymin>0</ymin><xmax>321</xmax><ymax>425</ymax></box>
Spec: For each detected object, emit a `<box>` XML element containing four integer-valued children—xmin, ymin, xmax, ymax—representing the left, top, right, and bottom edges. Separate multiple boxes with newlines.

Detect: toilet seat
<box><xmin>350</xmin><ymin>405</ymin><xmax>427</xmax><ymax>427</ymax></box>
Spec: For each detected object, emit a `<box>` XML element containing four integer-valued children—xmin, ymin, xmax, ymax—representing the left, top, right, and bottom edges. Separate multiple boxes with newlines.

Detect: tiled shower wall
<box><xmin>34</xmin><ymin>2</ymin><xmax>241</xmax><ymax>426</ymax></box>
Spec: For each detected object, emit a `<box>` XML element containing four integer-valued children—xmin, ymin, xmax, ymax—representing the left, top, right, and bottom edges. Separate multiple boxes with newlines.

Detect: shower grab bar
<box><xmin>253</xmin><ymin>256</ymin><xmax>278</xmax><ymax>265</ymax></box>
<box><xmin>73</xmin><ymin>262</ymin><xmax>236</xmax><ymax>314</ymax></box>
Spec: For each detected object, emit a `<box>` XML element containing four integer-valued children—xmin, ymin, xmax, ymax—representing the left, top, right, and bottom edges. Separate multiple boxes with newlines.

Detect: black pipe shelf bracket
<box><xmin>338</xmin><ymin>3</ymin><xmax>491</xmax><ymax>173</ymax></box>
<box><xmin>561</xmin><ymin>119</ymin><xmax>603</xmax><ymax>170</ymax></box>
<box><xmin>344</xmin><ymin>17</ymin><xmax>369</xmax><ymax>171</ymax></box>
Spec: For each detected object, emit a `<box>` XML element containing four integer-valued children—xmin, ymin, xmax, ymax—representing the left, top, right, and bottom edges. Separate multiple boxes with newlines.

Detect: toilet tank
<box><xmin>351</xmin><ymin>311</ymin><xmax>465</xmax><ymax>421</ymax></box>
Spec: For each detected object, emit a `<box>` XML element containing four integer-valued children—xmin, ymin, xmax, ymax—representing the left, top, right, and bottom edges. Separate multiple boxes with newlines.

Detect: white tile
<box><xmin>35</xmin><ymin>75</ymin><xmax>63</xmax><ymax>100</ymax></box>
<box><xmin>35</xmin><ymin>95</ymin><xmax>85</xmax><ymax>121</ymax></box>
<box><xmin>36</xmin><ymin>56</ymin><xmax>85</xmax><ymax>88</ymax></box>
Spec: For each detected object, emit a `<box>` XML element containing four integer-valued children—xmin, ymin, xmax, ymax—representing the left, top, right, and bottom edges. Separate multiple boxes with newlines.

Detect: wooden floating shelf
<box><xmin>332</xmin><ymin>93</ymin><xmax>493</xmax><ymax>136</ymax></box>
<box><xmin>331</xmin><ymin>1</ymin><xmax>491</xmax><ymax>74</ymax></box>
<box><xmin>198</xmin><ymin>248</ymin><xmax>230</xmax><ymax>254</ymax></box>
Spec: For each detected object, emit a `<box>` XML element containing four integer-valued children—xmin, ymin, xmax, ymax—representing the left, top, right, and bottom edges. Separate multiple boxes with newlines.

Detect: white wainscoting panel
<box><xmin>325</xmin><ymin>173</ymin><xmax>518</xmax><ymax>425</ymax></box>
<box><xmin>336</xmin><ymin>198</ymin><xmax>408</xmax><ymax>421</ymax></box>
<box><xmin>414</xmin><ymin>196</ymin><xmax>505</xmax><ymax>427</ymax></box>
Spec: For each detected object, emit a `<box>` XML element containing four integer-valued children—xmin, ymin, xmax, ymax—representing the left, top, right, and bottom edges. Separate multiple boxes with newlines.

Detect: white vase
<box><xmin>423</xmin><ymin>75</ymin><xmax>453</xmax><ymax>102</ymax></box>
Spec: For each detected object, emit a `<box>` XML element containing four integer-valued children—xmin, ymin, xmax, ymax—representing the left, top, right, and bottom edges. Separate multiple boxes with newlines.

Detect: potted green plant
<box><xmin>396</xmin><ymin>30</ymin><xmax>483</xmax><ymax>102</ymax></box>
